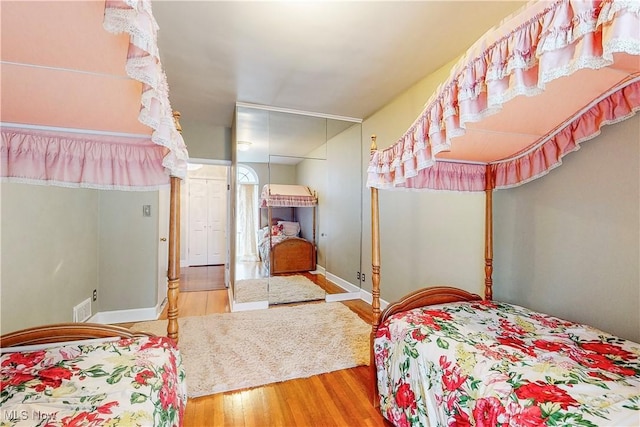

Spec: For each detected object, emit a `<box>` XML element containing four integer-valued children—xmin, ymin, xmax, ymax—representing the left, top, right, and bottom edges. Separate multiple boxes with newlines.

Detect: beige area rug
<box><xmin>130</xmin><ymin>302</ymin><xmax>370</xmax><ymax>397</ymax></box>
<box><xmin>234</xmin><ymin>274</ymin><xmax>326</xmax><ymax>304</ymax></box>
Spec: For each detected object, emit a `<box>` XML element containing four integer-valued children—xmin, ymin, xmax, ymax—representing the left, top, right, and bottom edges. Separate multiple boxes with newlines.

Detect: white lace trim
<box><xmin>103</xmin><ymin>0</ymin><xmax>188</xmax><ymax>180</ymax></box>
<box><xmin>1</xmin><ymin>176</ymin><xmax>169</xmax><ymax>192</ymax></box>
<box><xmin>369</xmin><ymin>0</ymin><xmax>640</xmax><ymax>191</ymax></box>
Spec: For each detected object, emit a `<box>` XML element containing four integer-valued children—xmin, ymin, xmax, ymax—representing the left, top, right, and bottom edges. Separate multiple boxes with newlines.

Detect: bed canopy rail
<box><xmin>260</xmin><ymin>183</ymin><xmax>318</xmax><ymax>244</ymax></box>
<box><xmin>167</xmin><ymin>111</ymin><xmax>183</xmax><ymax>342</ymax></box>
<box><xmin>260</xmin><ymin>184</ymin><xmax>318</xmax><ymax>208</ymax></box>
<box><xmin>1</xmin><ymin>0</ymin><xmax>187</xmax><ymax>341</ymax></box>
<box><xmin>1</xmin><ymin>0</ymin><xmax>189</xmax><ymax>189</ymax></box>
<box><xmin>369</xmin><ymin>134</ymin><xmax>495</xmax><ymax>320</ymax></box>
<box><xmin>367</xmin><ymin>0</ymin><xmax>640</xmax><ymax>193</ymax></box>
<box><xmin>367</xmin><ymin>0</ymin><xmax>640</xmax><ymax>406</ymax></box>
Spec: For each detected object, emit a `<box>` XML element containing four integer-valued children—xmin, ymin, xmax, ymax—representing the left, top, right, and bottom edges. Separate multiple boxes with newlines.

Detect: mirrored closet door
<box><xmin>231</xmin><ymin>104</ymin><xmax>362</xmax><ymax>310</ymax></box>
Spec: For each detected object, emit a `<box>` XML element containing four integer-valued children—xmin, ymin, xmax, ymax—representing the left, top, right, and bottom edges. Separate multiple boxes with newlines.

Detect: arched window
<box><xmin>237</xmin><ymin>164</ymin><xmax>258</xmax><ymax>184</ymax></box>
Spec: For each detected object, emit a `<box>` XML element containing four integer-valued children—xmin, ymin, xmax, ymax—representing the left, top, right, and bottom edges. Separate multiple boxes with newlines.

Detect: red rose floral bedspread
<box><xmin>1</xmin><ymin>335</ymin><xmax>186</xmax><ymax>426</ymax></box>
<box><xmin>374</xmin><ymin>300</ymin><xmax>640</xmax><ymax>427</ymax></box>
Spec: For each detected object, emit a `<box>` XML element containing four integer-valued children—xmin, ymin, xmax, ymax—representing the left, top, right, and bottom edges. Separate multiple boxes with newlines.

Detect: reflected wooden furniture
<box><xmin>260</xmin><ymin>184</ymin><xmax>318</xmax><ymax>275</ymax></box>
<box><xmin>270</xmin><ymin>237</ymin><xmax>316</xmax><ymax>274</ymax></box>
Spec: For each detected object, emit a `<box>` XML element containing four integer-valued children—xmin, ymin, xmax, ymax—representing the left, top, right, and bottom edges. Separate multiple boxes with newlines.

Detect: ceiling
<box><xmin>152</xmin><ymin>1</ymin><xmax>528</xmax><ymax>129</ymax></box>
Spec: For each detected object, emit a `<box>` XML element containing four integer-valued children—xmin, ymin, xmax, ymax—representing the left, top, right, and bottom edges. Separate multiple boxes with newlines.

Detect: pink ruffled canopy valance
<box><xmin>260</xmin><ymin>184</ymin><xmax>318</xmax><ymax>208</ymax></box>
<box><xmin>1</xmin><ymin>128</ymin><xmax>168</xmax><ymax>191</ymax></box>
<box><xmin>367</xmin><ymin>0</ymin><xmax>640</xmax><ymax>192</ymax></box>
<box><xmin>1</xmin><ymin>0</ymin><xmax>188</xmax><ymax>190</ymax></box>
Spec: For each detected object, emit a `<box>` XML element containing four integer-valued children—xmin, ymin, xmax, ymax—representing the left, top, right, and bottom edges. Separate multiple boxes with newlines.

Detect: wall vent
<box><xmin>73</xmin><ymin>298</ymin><xmax>92</xmax><ymax>322</ymax></box>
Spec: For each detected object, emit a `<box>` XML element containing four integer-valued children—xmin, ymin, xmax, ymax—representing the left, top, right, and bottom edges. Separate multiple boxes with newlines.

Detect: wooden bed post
<box><xmin>484</xmin><ymin>165</ymin><xmax>494</xmax><ymax>301</ymax></box>
<box><xmin>370</xmin><ymin>135</ymin><xmax>381</xmax><ymax>406</ymax></box>
<box><xmin>167</xmin><ymin>111</ymin><xmax>183</xmax><ymax>342</ymax></box>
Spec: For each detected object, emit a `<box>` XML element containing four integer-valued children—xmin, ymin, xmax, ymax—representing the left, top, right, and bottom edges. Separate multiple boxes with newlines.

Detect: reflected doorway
<box><xmin>235</xmin><ymin>164</ymin><xmax>268</xmax><ymax>280</ymax></box>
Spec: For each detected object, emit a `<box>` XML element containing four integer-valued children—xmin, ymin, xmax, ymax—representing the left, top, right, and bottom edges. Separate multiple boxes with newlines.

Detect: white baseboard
<box><xmin>326</xmin><ymin>272</ymin><xmax>360</xmax><ymax>293</ymax></box>
<box><xmin>231</xmin><ymin>300</ymin><xmax>269</xmax><ymax>312</ymax></box>
<box><xmin>325</xmin><ymin>292</ymin><xmax>360</xmax><ymax>302</ymax></box>
<box><xmin>227</xmin><ymin>284</ymin><xmax>267</xmax><ymax>311</ymax></box>
<box><xmin>89</xmin><ymin>302</ymin><xmax>164</xmax><ymax>325</ymax></box>
<box><xmin>180</xmin><ymin>259</ymin><xmax>189</xmax><ymax>268</ymax></box>
<box><xmin>323</xmin><ymin>272</ymin><xmax>390</xmax><ymax>307</ymax></box>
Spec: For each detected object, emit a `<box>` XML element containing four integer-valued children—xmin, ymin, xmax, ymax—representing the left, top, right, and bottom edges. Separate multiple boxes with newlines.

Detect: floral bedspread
<box><xmin>374</xmin><ymin>300</ymin><xmax>640</xmax><ymax>427</ymax></box>
<box><xmin>1</xmin><ymin>336</ymin><xmax>186</xmax><ymax>426</ymax></box>
<box><xmin>258</xmin><ymin>234</ymin><xmax>289</xmax><ymax>269</ymax></box>
<box><xmin>257</xmin><ymin>225</ymin><xmax>296</xmax><ymax>272</ymax></box>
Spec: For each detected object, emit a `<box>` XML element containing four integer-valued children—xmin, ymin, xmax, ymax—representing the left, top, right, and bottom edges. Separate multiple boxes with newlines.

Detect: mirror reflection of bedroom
<box><xmin>232</xmin><ymin>105</ymin><xmax>363</xmax><ymax>309</ymax></box>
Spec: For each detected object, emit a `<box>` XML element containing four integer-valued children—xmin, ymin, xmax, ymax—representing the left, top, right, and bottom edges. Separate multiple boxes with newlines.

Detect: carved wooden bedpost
<box><xmin>167</xmin><ymin>111</ymin><xmax>183</xmax><ymax>342</ymax></box>
<box><xmin>370</xmin><ymin>135</ymin><xmax>381</xmax><ymax>406</ymax></box>
<box><xmin>484</xmin><ymin>165</ymin><xmax>494</xmax><ymax>301</ymax></box>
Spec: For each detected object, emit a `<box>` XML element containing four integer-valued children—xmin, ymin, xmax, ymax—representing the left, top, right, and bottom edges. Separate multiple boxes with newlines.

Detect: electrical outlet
<box><xmin>92</xmin><ymin>289</ymin><xmax>98</xmax><ymax>302</ymax></box>
<box><xmin>361</xmin><ymin>273</ymin><xmax>366</xmax><ymax>282</ymax></box>
<box><xmin>356</xmin><ymin>271</ymin><xmax>361</xmax><ymax>281</ymax></box>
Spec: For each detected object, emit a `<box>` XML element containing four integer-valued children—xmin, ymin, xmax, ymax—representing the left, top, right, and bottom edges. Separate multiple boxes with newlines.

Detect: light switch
<box><xmin>143</xmin><ymin>205</ymin><xmax>151</xmax><ymax>217</ymax></box>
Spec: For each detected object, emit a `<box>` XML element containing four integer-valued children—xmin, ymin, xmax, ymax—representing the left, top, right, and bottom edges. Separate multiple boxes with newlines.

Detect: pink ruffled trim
<box><xmin>492</xmin><ymin>80</ymin><xmax>640</xmax><ymax>189</ymax></box>
<box><xmin>367</xmin><ymin>0</ymin><xmax>640</xmax><ymax>192</ymax></box>
<box><xmin>1</xmin><ymin>128</ymin><xmax>169</xmax><ymax>190</ymax></box>
<box><xmin>103</xmin><ymin>0</ymin><xmax>188</xmax><ymax>179</ymax></box>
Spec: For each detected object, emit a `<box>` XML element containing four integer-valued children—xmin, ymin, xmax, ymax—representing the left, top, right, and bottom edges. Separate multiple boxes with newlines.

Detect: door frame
<box><xmin>183</xmin><ymin>160</ymin><xmax>231</xmax><ymax>268</ymax></box>
<box><xmin>157</xmin><ymin>186</ymin><xmax>170</xmax><ymax>308</ymax></box>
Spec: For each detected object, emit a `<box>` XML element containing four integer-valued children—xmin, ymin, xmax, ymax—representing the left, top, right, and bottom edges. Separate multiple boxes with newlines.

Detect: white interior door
<box><xmin>188</xmin><ymin>178</ymin><xmax>227</xmax><ymax>266</ymax></box>
<box><xmin>208</xmin><ymin>180</ymin><xmax>227</xmax><ymax>264</ymax></box>
<box><xmin>189</xmin><ymin>179</ymin><xmax>208</xmax><ymax>266</ymax></box>
<box><xmin>157</xmin><ymin>187</ymin><xmax>170</xmax><ymax>307</ymax></box>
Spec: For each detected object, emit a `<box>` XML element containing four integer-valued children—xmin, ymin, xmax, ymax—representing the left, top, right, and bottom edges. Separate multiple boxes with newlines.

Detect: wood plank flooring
<box><xmin>181</xmin><ymin>265</ymin><xmax>226</xmax><ymax>292</ymax></box>
<box><xmin>146</xmin><ymin>268</ymin><xmax>392</xmax><ymax>426</ymax></box>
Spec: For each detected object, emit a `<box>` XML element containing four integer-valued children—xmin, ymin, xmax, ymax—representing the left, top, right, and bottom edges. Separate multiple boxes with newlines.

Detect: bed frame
<box><xmin>269</xmin><ymin>237</ymin><xmax>317</xmax><ymax>274</ymax></box>
<box><xmin>166</xmin><ymin>112</ymin><xmax>183</xmax><ymax>341</ymax></box>
<box><xmin>263</xmin><ymin>189</ymin><xmax>318</xmax><ymax>275</ymax></box>
<box><xmin>0</xmin><ymin>323</ymin><xmax>154</xmax><ymax>348</ymax></box>
<box><xmin>369</xmin><ymin>135</ymin><xmax>494</xmax><ymax>404</ymax></box>
<box><xmin>0</xmin><ymin>322</ymin><xmax>186</xmax><ymax>426</ymax></box>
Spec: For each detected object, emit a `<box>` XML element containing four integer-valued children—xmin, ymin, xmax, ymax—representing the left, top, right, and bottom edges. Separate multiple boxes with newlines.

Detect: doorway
<box><xmin>186</xmin><ymin>164</ymin><xmax>229</xmax><ymax>268</ymax></box>
<box><xmin>188</xmin><ymin>178</ymin><xmax>226</xmax><ymax>265</ymax></box>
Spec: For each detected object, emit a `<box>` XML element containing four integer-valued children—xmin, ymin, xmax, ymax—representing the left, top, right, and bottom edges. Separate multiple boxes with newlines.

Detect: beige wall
<box><xmin>181</xmin><ymin>118</ymin><xmax>231</xmax><ymax>161</ymax></box>
<box><xmin>324</xmin><ymin>123</ymin><xmax>363</xmax><ymax>285</ymax></box>
<box><xmin>360</xmin><ymin>58</ymin><xmax>487</xmax><ymax>302</ymax></box>
<box><xmin>493</xmin><ymin>115</ymin><xmax>640</xmax><ymax>341</ymax></box>
<box><xmin>1</xmin><ymin>184</ymin><xmax>99</xmax><ymax>333</ymax></box>
<box><xmin>297</xmin><ymin>158</ymin><xmax>328</xmax><ymax>268</ymax></box>
<box><xmin>98</xmin><ymin>190</ymin><xmax>160</xmax><ymax>311</ymax></box>
<box><xmin>1</xmin><ymin>183</ymin><xmax>163</xmax><ymax>333</ymax></box>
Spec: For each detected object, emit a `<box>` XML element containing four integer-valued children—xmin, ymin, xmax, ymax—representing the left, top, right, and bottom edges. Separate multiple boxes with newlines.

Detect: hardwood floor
<box><xmin>155</xmin><ymin>271</ymin><xmax>391</xmax><ymax>426</ymax></box>
<box><xmin>181</xmin><ymin>265</ymin><xmax>226</xmax><ymax>292</ymax></box>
